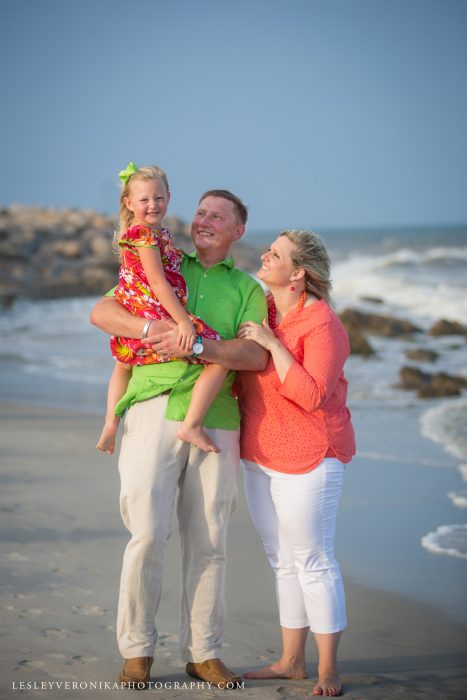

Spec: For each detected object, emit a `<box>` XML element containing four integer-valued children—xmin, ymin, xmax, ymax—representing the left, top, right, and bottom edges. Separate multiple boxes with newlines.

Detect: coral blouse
<box><xmin>237</xmin><ymin>299</ymin><xmax>356</xmax><ymax>474</ymax></box>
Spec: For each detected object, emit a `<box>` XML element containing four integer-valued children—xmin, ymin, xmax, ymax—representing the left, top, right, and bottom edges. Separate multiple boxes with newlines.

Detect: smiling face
<box><xmin>124</xmin><ymin>177</ymin><xmax>170</xmax><ymax>228</ymax></box>
<box><xmin>191</xmin><ymin>195</ymin><xmax>245</xmax><ymax>266</ymax></box>
<box><xmin>258</xmin><ymin>235</ymin><xmax>302</xmax><ymax>288</ymax></box>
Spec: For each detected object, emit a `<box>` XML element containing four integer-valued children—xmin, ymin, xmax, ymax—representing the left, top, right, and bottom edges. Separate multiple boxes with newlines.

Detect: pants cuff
<box><xmin>279</xmin><ymin>617</ymin><xmax>309</xmax><ymax>629</ymax></box>
<box><xmin>182</xmin><ymin>647</ymin><xmax>222</xmax><ymax>663</ymax></box>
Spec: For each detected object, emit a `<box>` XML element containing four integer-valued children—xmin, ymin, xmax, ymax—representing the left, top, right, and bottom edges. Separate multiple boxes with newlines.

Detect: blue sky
<box><xmin>1</xmin><ymin>0</ymin><xmax>466</xmax><ymax>232</ymax></box>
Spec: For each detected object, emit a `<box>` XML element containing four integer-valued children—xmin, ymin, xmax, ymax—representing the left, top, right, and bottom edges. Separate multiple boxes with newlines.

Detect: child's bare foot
<box><xmin>243</xmin><ymin>659</ymin><xmax>308</xmax><ymax>680</ymax></box>
<box><xmin>96</xmin><ymin>417</ymin><xmax>119</xmax><ymax>455</ymax></box>
<box><xmin>312</xmin><ymin>672</ymin><xmax>342</xmax><ymax>696</ymax></box>
<box><xmin>177</xmin><ymin>425</ymin><xmax>220</xmax><ymax>453</ymax></box>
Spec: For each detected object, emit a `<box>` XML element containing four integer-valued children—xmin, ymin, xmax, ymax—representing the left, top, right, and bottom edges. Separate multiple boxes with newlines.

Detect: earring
<box><xmin>290</xmin><ymin>285</ymin><xmax>295</xmax><ymax>292</ymax></box>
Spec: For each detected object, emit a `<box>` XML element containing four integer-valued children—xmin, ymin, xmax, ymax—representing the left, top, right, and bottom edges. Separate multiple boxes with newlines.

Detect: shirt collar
<box><xmin>184</xmin><ymin>250</ymin><xmax>234</xmax><ymax>270</ymax></box>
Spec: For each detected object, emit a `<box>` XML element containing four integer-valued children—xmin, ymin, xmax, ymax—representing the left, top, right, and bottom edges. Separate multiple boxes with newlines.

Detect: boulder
<box><xmin>347</xmin><ymin>329</ymin><xmax>375</xmax><ymax>356</ymax></box>
<box><xmin>0</xmin><ymin>205</ymin><xmax>260</xmax><ymax>300</ymax></box>
<box><xmin>431</xmin><ymin>372</ymin><xmax>467</xmax><ymax>391</ymax></box>
<box><xmin>429</xmin><ymin>319</ymin><xmax>467</xmax><ymax>336</ymax></box>
<box><xmin>417</xmin><ymin>385</ymin><xmax>461</xmax><ymax>399</ymax></box>
<box><xmin>404</xmin><ymin>348</ymin><xmax>439</xmax><ymax>363</ymax></box>
<box><xmin>397</xmin><ymin>366</ymin><xmax>467</xmax><ymax>399</ymax></box>
<box><xmin>398</xmin><ymin>366</ymin><xmax>431</xmax><ymax>390</ymax></box>
<box><xmin>360</xmin><ymin>296</ymin><xmax>384</xmax><ymax>305</ymax></box>
<box><xmin>338</xmin><ymin>308</ymin><xmax>421</xmax><ymax>337</ymax></box>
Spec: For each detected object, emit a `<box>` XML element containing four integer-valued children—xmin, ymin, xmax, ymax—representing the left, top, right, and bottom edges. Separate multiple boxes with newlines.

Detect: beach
<box><xmin>1</xmin><ymin>396</ymin><xmax>466</xmax><ymax>699</ymax></box>
<box><xmin>1</xmin><ymin>223</ymin><xmax>467</xmax><ymax>698</ymax></box>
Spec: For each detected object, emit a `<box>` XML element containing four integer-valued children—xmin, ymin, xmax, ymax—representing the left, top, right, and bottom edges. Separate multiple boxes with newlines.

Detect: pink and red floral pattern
<box><xmin>110</xmin><ymin>225</ymin><xmax>219</xmax><ymax>366</ymax></box>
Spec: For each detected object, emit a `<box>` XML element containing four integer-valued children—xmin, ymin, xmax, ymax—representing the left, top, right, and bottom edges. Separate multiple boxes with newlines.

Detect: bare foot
<box><xmin>177</xmin><ymin>425</ymin><xmax>220</xmax><ymax>453</ymax></box>
<box><xmin>312</xmin><ymin>672</ymin><xmax>342</xmax><ymax>696</ymax></box>
<box><xmin>243</xmin><ymin>660</ymin><xmax>308</xmax><ymax>680</ymax></box>
<box><xmin>96</xmin><ymin>418</ymin><xmax>119</xmax><ymax>455</ymax></box>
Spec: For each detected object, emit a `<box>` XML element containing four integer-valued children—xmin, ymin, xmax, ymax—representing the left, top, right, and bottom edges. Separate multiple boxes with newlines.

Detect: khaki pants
<box><xmin>116</xmin><ymin>394</ymin><xmax>239</xmax><ymax>662</ymax></box>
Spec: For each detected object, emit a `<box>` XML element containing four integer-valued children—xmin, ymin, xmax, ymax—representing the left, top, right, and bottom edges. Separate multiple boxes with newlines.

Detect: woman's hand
<box><xmin>238</xmin><ymin>319</ymin><xmax>278</xmax><ymax>352</ymax></box>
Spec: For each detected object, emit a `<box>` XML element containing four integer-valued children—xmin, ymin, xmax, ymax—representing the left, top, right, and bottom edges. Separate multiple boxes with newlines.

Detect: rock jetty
<box><xmin>0</xmin><ymin>205</ymin><xmax>261</xmax><ymax>305</ymax></box>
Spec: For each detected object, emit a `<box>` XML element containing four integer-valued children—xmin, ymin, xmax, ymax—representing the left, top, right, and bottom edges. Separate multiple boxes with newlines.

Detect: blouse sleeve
<box><xmin>120</xmin><ymin>225</ymin><xmax>161</xmax><ymax>249</ymax></box>
<box><xmin>277</xmin><ymin>315</ymin><xmax>349</xmax><ymax>412</ymax></box>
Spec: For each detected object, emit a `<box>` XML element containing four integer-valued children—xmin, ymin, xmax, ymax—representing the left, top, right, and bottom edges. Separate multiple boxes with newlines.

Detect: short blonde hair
<box><xmin>280</xmin><ymin>229</ymin><xmax>332</xmax><ymax>305</ymax></box>
<box><xmin>199</xmin><ymin>189</ymin><xmax>248</xmax><ymax>225</ymax></box>
<box><xmin>115</xmin><ymin>165</ymin><xmax>169</xmax><ymax>248</ymax></box>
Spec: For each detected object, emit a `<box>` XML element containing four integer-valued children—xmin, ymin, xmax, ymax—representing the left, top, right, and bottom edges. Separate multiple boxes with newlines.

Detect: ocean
<box><xmin>1</xmin><ymin>224</ymin><xmax>466</xmax><ymax>618</ymax></box>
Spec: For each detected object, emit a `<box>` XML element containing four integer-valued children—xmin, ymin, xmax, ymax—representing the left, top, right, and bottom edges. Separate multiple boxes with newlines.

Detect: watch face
<box><xmin>192</xmin><ymin>341</ymin><xmax>203</xmax><ymax>355</ymax></box>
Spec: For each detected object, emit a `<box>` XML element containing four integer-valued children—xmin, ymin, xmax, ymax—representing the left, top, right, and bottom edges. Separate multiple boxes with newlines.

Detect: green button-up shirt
<box><xmin>114</xmin><ymin>251</ymin><xmax>267</xmax><ymax>429</ymax></box>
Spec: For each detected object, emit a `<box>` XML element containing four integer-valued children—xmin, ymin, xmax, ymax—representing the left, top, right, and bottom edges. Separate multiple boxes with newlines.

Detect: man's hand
<box><xmin>143</xmin><ymin>319</ymin><xmax>193</xmax><ymax>358</ymax></box>
<box><xmin>143</xmin><ymin>318</ymin><xmax>269</xmax><ymax>371</ymax></box>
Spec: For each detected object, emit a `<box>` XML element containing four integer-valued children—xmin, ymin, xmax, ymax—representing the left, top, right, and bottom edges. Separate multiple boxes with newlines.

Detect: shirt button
<box><xmin>200</xmin><ymin>294</ymin><xmax>204</xmax><ymax>299</ymax></box>
<box><xmin>203</xmin><ymin>274</ymin><xmax>207</xmax><ymax>278</ymax></box>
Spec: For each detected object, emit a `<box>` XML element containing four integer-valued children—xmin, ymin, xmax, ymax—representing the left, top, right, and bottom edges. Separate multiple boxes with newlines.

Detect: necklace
<box><xmin>268</xmin><ymin>290</ymin><xmax>307</xmax><ymax>329</ymax></box>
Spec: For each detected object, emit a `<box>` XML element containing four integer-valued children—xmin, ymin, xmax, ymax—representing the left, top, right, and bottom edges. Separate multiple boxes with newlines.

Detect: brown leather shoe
<box><xmin>186</xmin><ymin>658</ymin><xmax>242</xmax><ymax>688</ymax></box>
<box><xmin>119</xmin><ymin>656</ymin><xmax>154</xmax><ymax>689</ymax></box>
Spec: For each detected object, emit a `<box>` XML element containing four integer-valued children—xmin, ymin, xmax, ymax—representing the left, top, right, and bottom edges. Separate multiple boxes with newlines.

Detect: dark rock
<box><xmin>360</xmin><ymin>296</ymin><xmax>384</xmax><ymax>305</ymax></box>
<box><xmin>404</xmin><ymin>348</ymin><xmax>439</xmax><ymax>363</ymax></box>
<box><xmin>397</xmin><ymin>365</ymin><xmax>467</xmax><ymax>398</ymax></box>
<box><xmin>347</xmin><ymin>329</ymin><xmax>375</xmax><ymax>356</ymax></box>
<box><xmin>0</xmin><ymin>285</ymin><xmax>17</xmax><ymax>309</ymax></box>
<box><xmin>431</xmin><ymin>372</ymin><xmax>467</xmax><ymax>391</ymax></box>
<box><xmin>398</xmin><ymin>366</ymin><xmax>431</xmax><ymax>390</ymax></box>
<box><xmin>339</xmin><ymin>308</ymin><xmax>421</xmax><ymax>337</ymax></box>
<box><xmin>417</xmin><ymin>385</ymin><xmax>461</xmax><ymax>399</ymax></box>
<box><xmin>429</xmin><ymin>319</ymin><xmax>467</xmax><ymax>336</ymax></box>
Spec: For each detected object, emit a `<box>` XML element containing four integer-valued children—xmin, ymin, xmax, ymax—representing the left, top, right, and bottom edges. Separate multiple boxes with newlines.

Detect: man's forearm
<box><xmin>201</xmin><ymin>337</ymin><xmax>268</xmax><ymax>371</ymax></box>
<box><xmin>89</xmin><ymin>297</ymin><xmax>171</xmax><ymax>338</ymax></box>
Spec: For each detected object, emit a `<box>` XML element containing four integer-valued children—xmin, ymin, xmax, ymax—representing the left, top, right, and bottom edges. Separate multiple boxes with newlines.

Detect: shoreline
<box><xmin>1</xmin><ymin>400</ymin><xmax>467</xmax><ymax>699</ymax></box>
<box><xmin>3</xmin><ymin>362</ymin><xmax>466</xmax><ymax>622</ymax></box>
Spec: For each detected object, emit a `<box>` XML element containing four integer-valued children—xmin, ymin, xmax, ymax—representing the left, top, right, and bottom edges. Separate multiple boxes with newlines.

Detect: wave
<box><xmin>421</xmin><ymin>524</ymin><xmax>467</xmax><ymax>560</ymax></box>
<box><xmin>332</xmin><ymin>245</ymin><xmax>467</xmax><ymax>326</ymax></box>
<box><xmin>420</xmin><ymin>399</ymin><xmax>467</xmax><ymax>461</ymax></box>
<box><xmin>420</xmin><ymin>402</ymin><xmax>467</xmax><ymax>561</ymax></box>
<box><xmin>448</xmin><ymin>491</ymin><xmax>467</xmax><ymax>509</ymax></box>
<box><xmin>377</xmin><ymin>246</ymin><xmax>467</xmax><ymax>268</ymax></box>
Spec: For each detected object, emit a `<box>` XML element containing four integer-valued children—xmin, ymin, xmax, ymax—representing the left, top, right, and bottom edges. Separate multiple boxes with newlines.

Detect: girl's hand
<box><xmin>238</xmin><ymin>319</ymin><xmax>277</xmax><ymax>351</ymax></box>
<box><xmin>177</xmin><ymin>319</ymin><xmax>196</xmax><ymax>352</ymax></box>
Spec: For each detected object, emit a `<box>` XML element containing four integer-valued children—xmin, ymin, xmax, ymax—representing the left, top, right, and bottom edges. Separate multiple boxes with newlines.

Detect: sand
<box><xmin>1</xmin><ymin>400</ymin><xmax>467</xmax><ymax>699</ymax></box>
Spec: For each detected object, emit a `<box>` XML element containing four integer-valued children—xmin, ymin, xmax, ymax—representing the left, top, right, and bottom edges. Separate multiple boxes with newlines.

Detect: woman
<box><xmin>236</xmin><ymin>230</ymin><xmax>355</xmax><ymax>697</ymax></box>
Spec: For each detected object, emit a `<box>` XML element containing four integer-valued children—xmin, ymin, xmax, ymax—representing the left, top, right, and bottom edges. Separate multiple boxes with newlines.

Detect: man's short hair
<box><xmin>199</xmin><ymin>189</ymin><xmax>248</xmax><ymax>225</ymax></box>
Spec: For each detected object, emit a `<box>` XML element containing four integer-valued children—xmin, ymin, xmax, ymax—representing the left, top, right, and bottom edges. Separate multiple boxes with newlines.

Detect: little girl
<box><xmin>96</xmin><ymin>162</ymin><xmax>227</xmax><ymax>455</ymax></box>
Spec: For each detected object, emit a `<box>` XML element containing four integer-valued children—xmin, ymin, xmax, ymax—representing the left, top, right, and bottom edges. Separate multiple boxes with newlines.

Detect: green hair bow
<box><xmin>119</xmin><ymin>161</ymin><xmax>137</xmax><ymax>184</ymax></box>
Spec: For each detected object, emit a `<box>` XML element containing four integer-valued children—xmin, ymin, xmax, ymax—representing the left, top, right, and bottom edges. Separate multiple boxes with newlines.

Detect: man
<box><xmin>90</xmin><ymin>190</ymin><xmax>267</xmax><ymax>688</ymax></box>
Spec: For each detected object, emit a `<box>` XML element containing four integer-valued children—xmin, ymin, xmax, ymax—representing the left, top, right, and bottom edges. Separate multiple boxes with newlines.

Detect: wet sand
<box><xmin>1</xmin><ymin>401</ymin><xmax>466</xmax><ymax>699</ymax></box>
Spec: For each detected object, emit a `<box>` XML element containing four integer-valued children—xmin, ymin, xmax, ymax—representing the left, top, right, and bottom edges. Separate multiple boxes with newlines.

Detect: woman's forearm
<box><xmin>268</xmin><ymin>339</ymin><xmax>295</xmax><ymax>382</ymax></box>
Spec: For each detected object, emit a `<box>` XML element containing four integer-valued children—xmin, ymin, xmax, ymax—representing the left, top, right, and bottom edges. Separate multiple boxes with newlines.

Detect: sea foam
<box><xmin>332</xmin><ymin>245</ymin><xmax>467</xmax><ymax>327</ymax></box>
<box><xmin>448</xmin><ymin>491</ymin><xmax>467</xmax><ymax>509</ymax></box>
<box><xmin>421</xmin><ymin>525</ymin><xmax>467</xmax><ymax>560</ymax></box>
<box><xmin>420</xmin><ymin>399</ymin><xmax>467</xmax><ymax>461</ymax></box>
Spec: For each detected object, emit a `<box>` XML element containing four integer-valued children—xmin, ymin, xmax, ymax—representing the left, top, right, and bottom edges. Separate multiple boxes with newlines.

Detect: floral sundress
<box><xmin>109</xmin><ymin>224</ymin><xmax>220</xmax><ymax>366</ymax></box>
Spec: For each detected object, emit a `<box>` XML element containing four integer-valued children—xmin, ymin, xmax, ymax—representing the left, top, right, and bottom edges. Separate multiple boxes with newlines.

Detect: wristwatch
<box><xmin>192</xmin><ymin>336</ymin><xmax>204</xmax><ymax>358</ymax></box>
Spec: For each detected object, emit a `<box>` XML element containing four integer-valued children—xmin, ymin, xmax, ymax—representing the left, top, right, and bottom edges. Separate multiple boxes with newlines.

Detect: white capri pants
<box><xmin>243</xmin><ymin>458</ymin><xmax>346</xmax><ymax>634</ymax></box>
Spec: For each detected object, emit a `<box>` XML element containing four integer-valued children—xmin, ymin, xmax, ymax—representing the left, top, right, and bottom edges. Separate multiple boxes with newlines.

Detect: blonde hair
<box><xmin>199</xmin><ymin>189</ymin><xmax>248</xmax><ymax>225</ymax></box>
<box><xmin>280</xmin><ymin>229</ymin><xmax>332</xmax><ymax>305</ymax></box>
<box><xmin>114</xmin><ymin>165</ymin><xmax>169</xmax><ymax>252</ymax></box>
